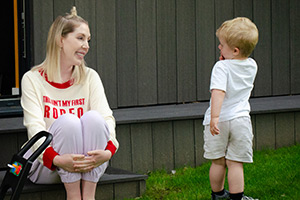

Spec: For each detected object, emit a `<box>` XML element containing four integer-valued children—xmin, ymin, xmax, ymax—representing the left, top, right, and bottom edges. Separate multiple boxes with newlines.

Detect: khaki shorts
<box><xmin>204</xmin><ymin>116</ymin><xmax>253</xmax><ymax>163</ymax></box>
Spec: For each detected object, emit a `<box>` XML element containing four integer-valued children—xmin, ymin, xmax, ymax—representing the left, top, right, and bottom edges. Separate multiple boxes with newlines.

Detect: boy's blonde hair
<box><xmin>216</xmin><ymin>17</ymin><xmax>259</xmax><ymax>58</ymax></box>
<box><xmin>33</xmin><ymin>6</ymin><xmax>88</xmax><ymax>84</ymax></box>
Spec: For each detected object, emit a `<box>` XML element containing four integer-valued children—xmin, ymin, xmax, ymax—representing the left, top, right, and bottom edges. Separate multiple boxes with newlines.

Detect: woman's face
<box><xmin>60</xmin><ymin>23</ymin><xmax>91</xmax><ymax>68</ymax></box>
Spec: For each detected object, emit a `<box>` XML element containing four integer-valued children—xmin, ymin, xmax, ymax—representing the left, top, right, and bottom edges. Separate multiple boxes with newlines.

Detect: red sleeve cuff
<box><xmin>43</xmin><ymin>146</ymin><xmax>59</xmax><ymax>171</ymax></box>
<box><xmin>105</xmin><ymin>141</ymin><xmax>117</xmax><ymax>156</ymax></box>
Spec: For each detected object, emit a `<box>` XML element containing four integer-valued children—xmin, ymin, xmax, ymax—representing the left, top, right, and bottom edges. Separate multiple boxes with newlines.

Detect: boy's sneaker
<box><xmin>211</xmin><ymin>189</ymin><xmax>230</xmax><ymax>200</ymax></box>
<box><xmin>240</xmin><ymin>196</ymin><xmax>259</xmax><ymax>200</ymax></box>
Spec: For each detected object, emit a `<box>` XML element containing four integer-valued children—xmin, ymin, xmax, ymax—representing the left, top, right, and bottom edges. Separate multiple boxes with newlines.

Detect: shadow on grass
<box><xmin>127</xmin><ymin>144</ymin><xmax>300</xmax><ymax>200</ymax></box>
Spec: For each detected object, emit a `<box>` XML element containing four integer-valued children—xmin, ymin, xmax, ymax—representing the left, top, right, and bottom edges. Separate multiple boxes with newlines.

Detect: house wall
<box><xmin>110</xmin><ymin>112</ymin><xmax>300</xmax><ymax>173</ymax></box>
<box><xmin>32</xmin><ymin>0</ymin><xmax>300</xmax><ymax>109</ymax></box>
<box><xmin>0</xmin><ymin>111</ymin><xmax>299</xmax><ymax>172</ymax></box>
<box><xmin>21</xmin><ymin>0</ymin><xmax>300</xmax><ymax>174</ymax></box>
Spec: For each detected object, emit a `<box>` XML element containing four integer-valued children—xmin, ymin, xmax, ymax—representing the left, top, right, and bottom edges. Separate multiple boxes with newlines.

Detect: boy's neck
<box><xmin>230</xmin><ymin>55</ymin><xmax>248</xmax><ymax>60</ymax></box>
<box><xmin>232</xmin><ymin>57</ymin><xmax>248</xmax><ymax>60</ymax></box>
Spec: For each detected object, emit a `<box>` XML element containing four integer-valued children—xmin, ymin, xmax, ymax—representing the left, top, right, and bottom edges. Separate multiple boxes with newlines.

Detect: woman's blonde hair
<box><xmin>216</xmin><ymin>17</ymin><xmax>259</xmax><ymax>58</ymax></box>
<box><xmin>33</xmin><ymin>6</ymin><xmax>88</xmax><ymax>84</ymax></box>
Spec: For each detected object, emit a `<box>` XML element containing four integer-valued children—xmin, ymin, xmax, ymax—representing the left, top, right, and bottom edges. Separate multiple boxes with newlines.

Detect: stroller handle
<box><xmin>17</xmin><ymin>131</ymin><xmax>53</xmax><ymax>162</ymax></box>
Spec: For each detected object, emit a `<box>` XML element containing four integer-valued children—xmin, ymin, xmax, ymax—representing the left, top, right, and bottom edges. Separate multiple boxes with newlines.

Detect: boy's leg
<box><xmin>225</xmin><ymin>117</ymin><xmax>253</xmax><ymax>200</ymax></box>
<box><xmin>226</xmin><ymin>159</ymin><xmax>244</xmax><ymax>194</ymax></box>
<box><xmin>204</xmin><ymin>122</ymin><xmax>230</xmax><ymax>199</ymax></box>
<box><xmin>210</xmin><ymin>157</ymin><xmax>226</xmax><ymax>192</ymax></box>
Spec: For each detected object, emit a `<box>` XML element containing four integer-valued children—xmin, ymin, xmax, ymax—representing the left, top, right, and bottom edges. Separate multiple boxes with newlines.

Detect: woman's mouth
<box><xmin>76</xmin><ymin>51</ymin><xmax>86</xmax><ymax>59</ymax></box>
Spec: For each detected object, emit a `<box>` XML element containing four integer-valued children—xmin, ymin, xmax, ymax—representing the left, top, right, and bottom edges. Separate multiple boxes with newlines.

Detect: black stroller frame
<box><xmin>0</xmin><ymin>131</ymin><xmax>52</xmax><ymax>200</ymax></box>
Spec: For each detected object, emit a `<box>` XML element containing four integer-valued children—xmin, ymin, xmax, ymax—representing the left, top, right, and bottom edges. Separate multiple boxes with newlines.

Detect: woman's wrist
<box><xmin>52</xmin><ymin>155</ymin><xmax>60</xmax><ymax>167</ymax></box>
<box><xmin>104</xmin><ymin>150</ymin><xmax>112</xmax><ymax>160</ymax></box>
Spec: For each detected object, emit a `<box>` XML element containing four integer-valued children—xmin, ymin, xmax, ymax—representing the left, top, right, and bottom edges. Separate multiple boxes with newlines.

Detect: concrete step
<box><xmin>0</xmin><ymin>106</ymin><xmax>148</xmax><ymax>200</ymax></box>
<box><xmin>0</xmin><ymin>166</ymin><xmax>147</xmax><ymax>200</ymax></box>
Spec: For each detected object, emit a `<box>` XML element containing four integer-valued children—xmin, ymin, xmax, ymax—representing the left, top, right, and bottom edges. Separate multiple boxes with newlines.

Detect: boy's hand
<box><xmin>219</xmin><ymin>54</ymin><xmax>225</xmax><ymax>60</ymax></box>
<box><xmin>210</xmin><ymin>117</ymin><xmax>220</xmax><ymax>136</ymax></box>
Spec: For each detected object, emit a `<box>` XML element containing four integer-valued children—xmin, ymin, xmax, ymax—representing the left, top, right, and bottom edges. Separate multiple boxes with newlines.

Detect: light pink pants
<box><xmin>26</xmin><ymin>110</ymin><xmax>110</xmax><ymax>184</ymax></box>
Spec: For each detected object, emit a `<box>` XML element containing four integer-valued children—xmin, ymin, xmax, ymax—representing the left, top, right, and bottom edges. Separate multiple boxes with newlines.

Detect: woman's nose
<box><xmin>82</xmin><ymin>41</ymin><xmax>89</xmax><ymax>49</ymax></box>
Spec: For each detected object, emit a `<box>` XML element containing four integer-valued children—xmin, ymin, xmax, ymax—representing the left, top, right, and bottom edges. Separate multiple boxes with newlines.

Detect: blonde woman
<box><xmin>21</xmin><ymin>7</ymin><xmax>118</xmax><ymax>200</ymax></box>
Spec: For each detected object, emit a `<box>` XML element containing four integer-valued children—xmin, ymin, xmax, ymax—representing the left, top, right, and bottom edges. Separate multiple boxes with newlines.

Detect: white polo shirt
<box><xmin>203</xmin><ymin>58</ymin><xmax>257</xmax><ymax>125</ymax></box>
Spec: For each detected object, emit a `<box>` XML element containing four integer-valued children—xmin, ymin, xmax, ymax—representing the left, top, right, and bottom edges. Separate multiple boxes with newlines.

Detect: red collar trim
<box><xmin>39</xmin><ymin>70</ymin><xmax>74</xmax><ymax>89</ymax></box>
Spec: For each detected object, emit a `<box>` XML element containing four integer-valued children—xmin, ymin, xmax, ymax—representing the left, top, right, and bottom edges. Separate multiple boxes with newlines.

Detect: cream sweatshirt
<box><xmin>21</xmin><ymin>67</ymin><xmax>118</xmax><ymax>168</ymax></box>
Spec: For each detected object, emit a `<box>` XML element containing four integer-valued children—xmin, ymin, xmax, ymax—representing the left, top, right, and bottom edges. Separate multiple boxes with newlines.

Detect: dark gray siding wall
<box><xmin>110</xmin><ymin>112</ymin><xmax>300</xmax><ymax>173</ymax></box>
<box><xmin>32</xmin><ymin>0</ymin><xmax>300</xmax><ymax>109</ymax></box>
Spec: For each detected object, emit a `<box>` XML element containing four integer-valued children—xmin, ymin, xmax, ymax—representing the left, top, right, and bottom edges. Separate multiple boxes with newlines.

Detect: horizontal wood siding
<box><xmin>296</xmin><ymin>113</ymin><xmax>300</xmax><ymax>144</ymax></box>
<box><xmin>110</xmin><ymin>125</ymin><xmax>132</xmax><ymax>172</ymax></box>
<box><xmin>95</xmin><ymin>0</ymin><xmax>117</xmax><ymax>108</ymax></box>
<box><xmin>32</xmin><ymin>0</ymin><xmax>300</xmax><ymax>109</ymax></box>
<box><xmin>174</xmin><ymin>120</ymin><xmax>195</xmax><ymax>168</ymax></box>
<box><xmin>137</xmin><ymin>0</ymin><xmax>157</xmax><ymax>106</ymax></box>
<box><xmin>111</xmin><ymin>111</ymin><xmax>300</xmax><ymax>173</ymax></box>
<box><xmin>152</xmin><ymin>122</ymin><xmax>174</xmax><ymax>171</ymax></box>
<box><xmin>0</xmin><ymin>112</ymin><xmax>298</xmax><ymax>172</ymax></box>
<box><xmin>176</xmin><ymin>0</ymin><xmax>197</xmax><ymax>103</ymax></box>
<box><xmin>32</xmin><ymin>0</ymin><xmax>53</xmax><ymax>65</ymax></box>
<box><xmin>255</xmin><ymin>114</ymin><xmax>276</xmax><ymax>150</ymax></box>
<box><xmin>290</xmin><ymin>0</ymin><xmax>300</xmax><ymax>94</ymax></box>
<box><xmin>157</xmin><ymin>0</ymin><xmax>177</xmax><ymax>104</ymax></box>
<box><xmin>0</xmin><ymin>133</ymin><xmax>18</xmax><ymax>169</ymax></box>
<box><xmin>196</xmin><ymin>0</ymin><xmax>215</xmax><ymax>101</ymax></box>
<box><xmin>272</xmin><ymin>0</ymin><xmax>290</xmax><ymax>95</ymax></box>
<box><xmin>131</xmin><ymin>123</ymin><xmax>153</xmax><ymax>173</ymax></box>
<box><xmin>76</xmin><ymin>0</ymin><xmax>97</xmax><ymax>71</ymax></box>
<box><xmin>116</xmin><ymin>0</ymin><xmax>138</xmax><ymax>107</ymax></box>
<box><xmin>275</xmin><ymin>113</ymin><xmax>295</xmax><ymax>148</ymax></box>
<box><xmin>252</xmin><ymin>0</ymin><xmax>272</xmax><ymax>96</ymax></box>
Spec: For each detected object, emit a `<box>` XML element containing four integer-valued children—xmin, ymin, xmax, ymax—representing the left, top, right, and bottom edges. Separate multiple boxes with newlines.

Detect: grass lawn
<box><xmin>126</xmin><ymin>144</ymin><xmax>300</xmax><ymax>200</ymax></box>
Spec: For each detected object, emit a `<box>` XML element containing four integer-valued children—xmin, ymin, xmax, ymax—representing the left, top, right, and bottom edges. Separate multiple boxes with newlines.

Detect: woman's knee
<box><xmin>81</xmin><ymin>111</ymin><xmax>105</xmax><ymax>124</ymax></box>
<box><xmin>80</xmin><ymin>110</ymin><xmax>110</xmax><ymax>141</ymax></box>
<box><xmin>81</xmin><ymin>111</ymin><xmax>108</xmax><ymax>131</ymax></box>
<box><xmin>49</xmin><ymin>114</ymin><xmax>84</xmax><ymax>155</ymax></box>
<box><xmin>50</xmin><ymin>113</ymin><xmax>82</xmax><ymax>139</ymax></box>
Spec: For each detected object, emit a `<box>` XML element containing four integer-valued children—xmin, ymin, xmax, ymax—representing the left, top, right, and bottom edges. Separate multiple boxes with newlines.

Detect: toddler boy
<box><xmin>203</xmin><ymin>17</ymin><xmax>259</xmax><ymax>200</ymax></box>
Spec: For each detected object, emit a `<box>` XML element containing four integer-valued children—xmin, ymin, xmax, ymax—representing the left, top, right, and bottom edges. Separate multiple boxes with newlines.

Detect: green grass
<box><xmin>126</xmin><ymin>144</ymin><xmax>300</xmax><ymax>200</ymax></box>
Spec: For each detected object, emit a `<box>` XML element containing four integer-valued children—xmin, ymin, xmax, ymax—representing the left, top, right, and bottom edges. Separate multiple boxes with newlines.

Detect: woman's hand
<box><xmin>53</xmin><ymin>150</ymin><xmax>112</xmax><ymax>173</ymax></box>
<box><xmin>73</xmin><ymin>150</ymin><xmax>112</xmax><ymax>173</ymax></box>
<box><xmin>53</xmin><ymin>154</ymin><xmax>85</xmax><ymax>172</ymax></box>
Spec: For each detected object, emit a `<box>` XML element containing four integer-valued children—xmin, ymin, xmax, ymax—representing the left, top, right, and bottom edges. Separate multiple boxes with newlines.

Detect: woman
<box><xmin>21</xmin><ymin>7</ymin><xmax>118</xmax><ymax>200</ymax></box>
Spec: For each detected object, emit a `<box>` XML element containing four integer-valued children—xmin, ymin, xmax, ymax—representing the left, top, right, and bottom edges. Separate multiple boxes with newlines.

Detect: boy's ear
<box><xmin>233</xmin><ymin>47</ymin><xmax>240</xmax><ymax>56</ymax></box>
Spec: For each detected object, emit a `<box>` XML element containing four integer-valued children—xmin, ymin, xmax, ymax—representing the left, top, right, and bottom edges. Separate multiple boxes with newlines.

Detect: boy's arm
<box><xmin>210</xmin><ymin>89</ymin><xmax>225</xmax><ymax>136</ymax></box>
